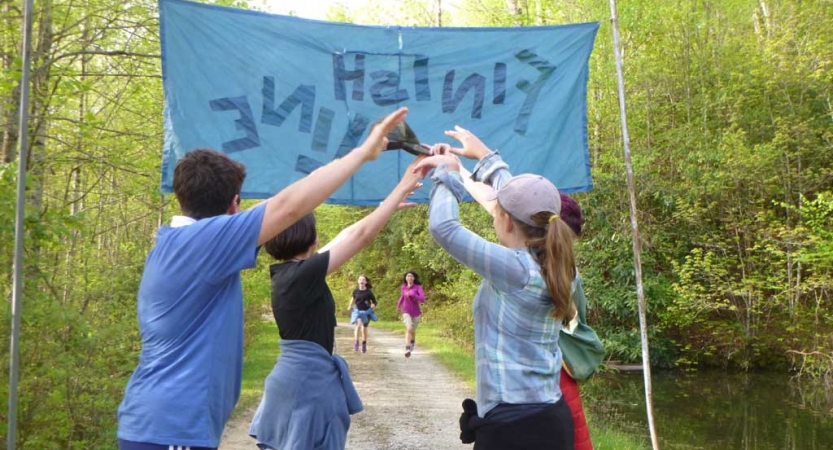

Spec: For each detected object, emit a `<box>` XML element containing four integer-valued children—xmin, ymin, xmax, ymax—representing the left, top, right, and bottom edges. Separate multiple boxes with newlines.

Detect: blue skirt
<box><xmin>249</xmin><ymin>340</ymin><xmax>362</xmax><ymax>450</ymax></box>
<box><xmin>350</xmin><ymin>308</ymin><xmax>378</xmax><ymax>325</ymax></box>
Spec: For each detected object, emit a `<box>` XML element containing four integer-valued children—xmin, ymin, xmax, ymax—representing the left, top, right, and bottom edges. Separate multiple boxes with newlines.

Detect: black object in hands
<box><xmin>459</xmin><ymin>398</ymin><xmax>478</xmax><ymax>444</ymax></box>
<box><xmin>383</xmin><ymin>121</ymin><xmax>430</xmax><ymax>156</ymax></box>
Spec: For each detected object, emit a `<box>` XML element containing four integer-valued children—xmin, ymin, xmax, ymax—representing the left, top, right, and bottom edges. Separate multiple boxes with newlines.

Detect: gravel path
<box><xmin>219</xmin><ymin>322</ymin><xmax>473</xmax><ymax>450</ymax></box>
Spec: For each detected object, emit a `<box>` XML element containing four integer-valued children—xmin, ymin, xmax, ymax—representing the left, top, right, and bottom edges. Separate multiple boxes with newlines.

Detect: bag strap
<box><xmin>562</xmin><ymin>360</ymin><xmax>575</xmax><ymax>379</ymax></box>
<box><xmin>572</xmin><ymin>273</ymin><xmax>588</xmax><ymax>325</ymax></box>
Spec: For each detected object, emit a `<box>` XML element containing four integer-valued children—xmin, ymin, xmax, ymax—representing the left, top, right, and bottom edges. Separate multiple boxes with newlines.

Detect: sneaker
<box><xmin>405</xmin><ymin>346</ymin><xmax>412</xmax><ymax>358</ymax></box>
<box><xmin>361</xmin><ymin>342</ymin><xmax>367</xmax><ymax>353</ymax></box>
<box><xmin>353</xmin><ymin>341</ymin><xmax>359</xmax><ymax>352</ymax></box>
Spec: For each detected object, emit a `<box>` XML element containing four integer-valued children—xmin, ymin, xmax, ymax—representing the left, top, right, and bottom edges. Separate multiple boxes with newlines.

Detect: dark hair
<box><xmin>358</xmin><ymin>275</ymin><xmax>373</xmax><ymax>290</ymax></box>
<box><xmin>401</xmin><ymin>271</ymin><xmax>421</xmax><ymax>286</ymax></box>
<box><xmin>498</xmin><ymin>203</ymin><xmax>576</xmax><ymax>320</ymax></box>
<box><xmin>173</xmin><ymin>149</ymin><xmax>246</xmax><ymax>219</ymax></box>
<box><xmin>559</xmin><ymin>193</ymin><xmax>583</xmax><ymax>237</ymax></box>
<box><xmin>264</xmin><ymin>213</ymin><xmax>317</xmax><ymax>261</ymax></box>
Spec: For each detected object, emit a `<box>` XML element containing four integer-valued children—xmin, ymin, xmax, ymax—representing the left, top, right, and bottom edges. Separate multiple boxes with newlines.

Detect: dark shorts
<box><xmin>461</xmin><ymin>398</ymin><xmax>575</xmax><ymax>450</ymax></box>
<box><xmin>118</xmin><ymin>439</ymin><xmax>216</xmax><ymax>450</ymax></box>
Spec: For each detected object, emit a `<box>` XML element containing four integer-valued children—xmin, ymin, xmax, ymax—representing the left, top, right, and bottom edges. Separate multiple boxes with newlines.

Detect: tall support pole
<box><xmin>608</xmin><ymin>1</ymin><xmax>660</xmax><ymax>449</ymax></box>
<box><xmin>8</xmin><ymin>0</ymin><xmax>36</xmax><ymax>447</ymax></box>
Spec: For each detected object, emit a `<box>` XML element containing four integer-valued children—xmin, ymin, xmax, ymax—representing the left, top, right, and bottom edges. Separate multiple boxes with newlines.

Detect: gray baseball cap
<box><xmin>485</xmin><ymin>174</ymin><xmax>561</xmax><ymax>227</ymax></box>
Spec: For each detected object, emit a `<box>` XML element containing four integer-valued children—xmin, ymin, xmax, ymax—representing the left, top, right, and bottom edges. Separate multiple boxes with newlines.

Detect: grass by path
<box><xmin>371</xmin><ymin>320</ymin><xmax>647</xmax><ymax>450</ymax></box>
<box><xmin>237</xmin><ymin>320</ymin><xmax>281</xmax><ymax>414</ymax></box>
<box><xmin>373</xmin><ymin>320</ymin><xmax>477</xmax><ymax>388</ymax></box>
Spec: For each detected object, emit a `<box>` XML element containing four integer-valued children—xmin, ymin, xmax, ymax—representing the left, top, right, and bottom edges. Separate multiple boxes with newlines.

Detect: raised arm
<box><xmin>459</xmin><ymin>165</ymin><xmax>497</xmax><ymax>217</ymax></box>
<box><xmin>255</xmin><ymin>108</ymin><xmax>408</xmax><ymax>246</ymax></box>
<box><xmin>319</xmin><ymin>221</ymin><xmax>361</xmax><ymax>255</ymax></box>
<box><xmin>443</xmin><ymin>126</ymin><xmax>513</xmax><ymax>191</ymax></box>
<box><xmin>413</xmin><ymin>156</ymin><xmax>529</xmax><ymax>293</ymax></box>
<box><xmin>319</xmin><ymin>157</ymin><xmax>425</xmax><ymax>275</ymax></box>
<box><xmin>428</xmin><ymin>126</ymin><xmax>513</xmax><ymax>216</ymax></box>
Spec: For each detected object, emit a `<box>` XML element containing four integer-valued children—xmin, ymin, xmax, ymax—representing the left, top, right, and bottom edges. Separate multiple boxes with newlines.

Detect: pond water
<box><xmin>583</xmin><ymin>370</ymin><xmax>833</xmax><ymax>450</ymax></box>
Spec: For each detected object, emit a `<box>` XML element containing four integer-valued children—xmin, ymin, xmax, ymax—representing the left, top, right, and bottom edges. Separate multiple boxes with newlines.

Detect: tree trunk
<box><xmin>506</xmin><ymin>0</ymin><xmax>523</xmax><ymax>25</ymax></box>
<box><xmin>2</xmin><ymin>0</ymin><xmax>21</xmax><ymax>163</ymax></box>
<box><xmin>25</xmin><ymin>0</ymin><xmax>55</xmax><ymax>214</ymax></box>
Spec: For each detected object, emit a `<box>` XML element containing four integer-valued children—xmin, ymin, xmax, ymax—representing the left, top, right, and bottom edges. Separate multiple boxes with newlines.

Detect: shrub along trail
<box><xmin>219</xmin><ymin>322</ymin><xmax>472</xmax><ymax>450</ymax></box>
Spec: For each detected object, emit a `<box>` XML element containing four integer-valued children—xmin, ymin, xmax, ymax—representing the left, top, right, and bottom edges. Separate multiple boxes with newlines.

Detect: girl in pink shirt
<box><xmin>396</xmin><ymin>270</ymin><xmax>425</xmax><ymax>358</ymax></box>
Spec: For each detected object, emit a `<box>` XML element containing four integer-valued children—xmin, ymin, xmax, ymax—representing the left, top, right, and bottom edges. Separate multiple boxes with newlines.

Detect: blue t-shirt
<box><xmin>117</xmin><ymin>203</ymin><xmax>266</xmax><ymax>448</ymax></box>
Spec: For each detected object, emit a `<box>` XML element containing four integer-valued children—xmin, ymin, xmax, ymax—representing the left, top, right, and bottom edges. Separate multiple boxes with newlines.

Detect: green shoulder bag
<box><xmin>559</xmin><ymin>275</ymin><xmax>605</xmax><ymax>381</ymax></box>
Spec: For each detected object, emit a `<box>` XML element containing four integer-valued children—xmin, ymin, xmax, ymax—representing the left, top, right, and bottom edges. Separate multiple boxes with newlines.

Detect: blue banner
<box><xmin>159</xmin><ymin>0</ymin><xmax>599</xmax><ymax>204</ymax></box>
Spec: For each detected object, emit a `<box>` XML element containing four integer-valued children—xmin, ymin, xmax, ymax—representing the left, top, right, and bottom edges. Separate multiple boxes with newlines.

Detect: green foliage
<box><xmin>785</xmin><ymin>192</ymin><xmax>833</xmax><ymax>379</ymax></box>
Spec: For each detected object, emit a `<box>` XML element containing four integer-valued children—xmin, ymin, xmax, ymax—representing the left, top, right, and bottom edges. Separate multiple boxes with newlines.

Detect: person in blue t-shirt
<box><xmin>116</xmin><ymin>107</ymin><xmax>411</xmax><ymax>450</ymax></box>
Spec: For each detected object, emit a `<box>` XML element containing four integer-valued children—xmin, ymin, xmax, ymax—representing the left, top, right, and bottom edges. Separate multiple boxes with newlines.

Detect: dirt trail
<box><xmin>219</xmin><ymin>322</ymin><xmax>473</xmax><ymax>450</ymax></box>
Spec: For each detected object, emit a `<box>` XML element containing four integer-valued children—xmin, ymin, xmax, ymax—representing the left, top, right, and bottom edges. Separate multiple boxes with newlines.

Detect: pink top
<box><xmin>397</xmin><ymin>284</ymin><xmax>426</xmax><ymax>317</ymax></box>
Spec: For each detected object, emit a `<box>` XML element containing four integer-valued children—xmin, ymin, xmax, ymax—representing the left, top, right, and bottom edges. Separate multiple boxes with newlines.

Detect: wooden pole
<box><xmin>8</xmin><ymin>0</ymin><xmax>36</xmax><ymax>447</ymax></box>
<box><xmin>607</xmin><ymin>0</ymin><xmax>661</xmax><ymax>448</ymax></box>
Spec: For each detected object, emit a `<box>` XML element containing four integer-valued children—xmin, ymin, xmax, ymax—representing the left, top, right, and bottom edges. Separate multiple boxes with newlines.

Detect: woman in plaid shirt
<box><xmin>415</xmin><ymin>127</ymin><xmax>577</xmax><ymax>450</ymax></box>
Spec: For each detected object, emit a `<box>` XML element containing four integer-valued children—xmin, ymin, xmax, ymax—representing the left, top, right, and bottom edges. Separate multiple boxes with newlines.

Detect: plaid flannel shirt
<box><xmin>428</xmin><ymin>152</ymin><xmax>563</xmax><ymax>418</ymax></box>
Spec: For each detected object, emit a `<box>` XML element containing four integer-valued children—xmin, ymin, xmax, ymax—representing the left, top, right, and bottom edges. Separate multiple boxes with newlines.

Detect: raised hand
<box><xmin>390</xmin><ymin>155</ymin><xmax>427</xmax><ymax>201</ymax></box>
<box><xmin>444</xmin><ymin>125</ymin><xmax>492</xmax><ymax>161</ymax></box>
<box><xmin>396</xmin><ymin>180</ymin><xmax>423</xmax><ymax>210</ymax></box>
<box><xmin>412</xmin><ymin>155</ymin><xmax>460</xmax><ymax>179</ymax></box>
<box><xmin>360</xmin><ymin>107</ymin><xmax>409</xmax><ymax>162</ymax></box>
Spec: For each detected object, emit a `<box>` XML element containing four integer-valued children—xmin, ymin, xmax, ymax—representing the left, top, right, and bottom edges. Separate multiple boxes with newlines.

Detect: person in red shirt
<box><xmin>558</xmin><ymin>193</ymin><xmax>594</xmax><ymax>450</ymax></box>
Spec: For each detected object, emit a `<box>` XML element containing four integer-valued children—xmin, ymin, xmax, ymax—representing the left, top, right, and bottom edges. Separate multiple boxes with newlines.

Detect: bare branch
<box><xmin>35</xmin><ymin>50</ymin><xmax>160</xmax><ymax>75</ymax></box>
